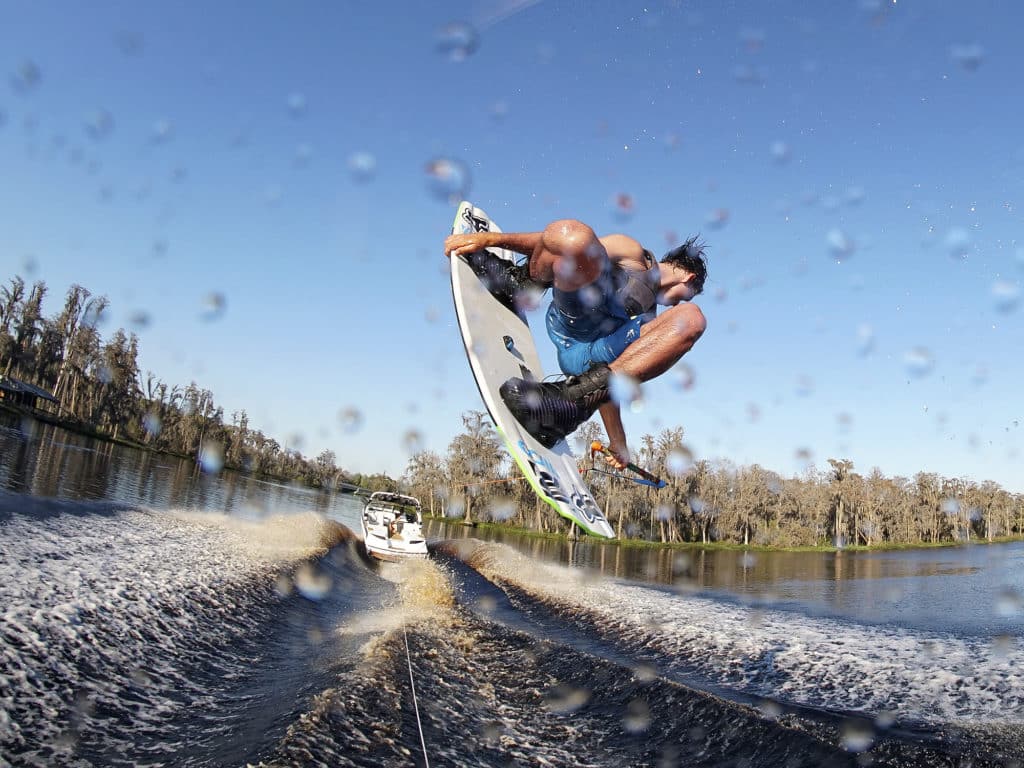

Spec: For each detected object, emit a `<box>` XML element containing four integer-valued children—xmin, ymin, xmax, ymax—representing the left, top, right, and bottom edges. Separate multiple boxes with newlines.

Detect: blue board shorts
<box><xmin>545</xmin><ymin>304</ymin><xmax>651</xmax><ymax>376</ymax></box>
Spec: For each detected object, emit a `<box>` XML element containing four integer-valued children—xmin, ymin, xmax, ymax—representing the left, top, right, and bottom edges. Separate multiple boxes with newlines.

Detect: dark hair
<box><xmin>660</xmin><ymin>236</ymin><xmax>707</xmax><ymax>295</ymax></box>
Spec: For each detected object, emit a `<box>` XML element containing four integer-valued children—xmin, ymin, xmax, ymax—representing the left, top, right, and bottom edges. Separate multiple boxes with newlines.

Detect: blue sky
<box><xmin>1</xmin><ymin>1</ymin><xmax>1021</xmax><ymax>490</ymax></box>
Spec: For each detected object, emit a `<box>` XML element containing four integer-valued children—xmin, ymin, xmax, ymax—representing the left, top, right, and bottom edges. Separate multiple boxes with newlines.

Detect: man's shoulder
<box><xmin>598</xmin><ymin>233</ymin><xmax>647</xmax><ymax>265</ymax></box>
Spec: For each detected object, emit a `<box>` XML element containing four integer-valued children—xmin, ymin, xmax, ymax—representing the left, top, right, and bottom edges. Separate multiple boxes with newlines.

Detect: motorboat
<box><xmin>360</xmin><ymin>492</ymin><xmax>428</xmax><ymax>561</ymax></box>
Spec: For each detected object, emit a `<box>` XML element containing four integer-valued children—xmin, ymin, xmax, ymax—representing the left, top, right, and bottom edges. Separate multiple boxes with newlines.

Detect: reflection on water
<box><xmin>4</xmin><ymin>412</ymin><xmax>1023</xmax><ymax>636</ymax></box>
<box><xmin>425</xmin><ymin>518</ymin><xmax>1024</xmax><ymax>636</ymax></box>
<box><xmin>0</xmin><ymin>413</ymin><xmax>362</xmax><ymax>530</ymax></box>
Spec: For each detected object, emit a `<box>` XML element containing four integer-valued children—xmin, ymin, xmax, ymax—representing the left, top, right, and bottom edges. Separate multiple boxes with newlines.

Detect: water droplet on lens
<box><xmin>795</xmin><ymin>374</ymin><xmax>813</xmax><ymax>397</ymax></box>
<box><xmin>446</xmin><ymin>497</ymin><xmax>465</xmax><ymax>518</ymax></box>
<box><xmin>544</xmin><ymin>684</ymin><xmax>590</xmax><ymax>714</ymax></box>
<box><xmin>826</xmin><ymin>228</ymin><xmax>855</xmax><ymax>261</ymax></box>
<box><xmin>991</xmin><ymin>280</ymin><xmax>1020</xmax><ymax>313</ymax></box>
<box><xmin>944</xmin><ymin>228</ymin><xmax>971</xmax><ymax>261</ymax></box>
<box><xmin>142</xmin><ymin>411</ymin><xmax>162</xmax><ymax>436</ymax></box>
<box><xmin>856</xmin><ymin>323</ymin><xmax>874</xmax><ymax>356</ymax></box>
<box><xmin>199</xmin><ymin>441</ymin><xmax>224</xmax><ymax>473</ymax></box>
<box><xmin>436</xmin><ymin>21</ymin><xmax>480</xmax><ymax>62</ymax></box>
<box><xmin>840</xmin><ymin>718</ymin><xmax>875</xmax><ymax>752</ymax></box>
<box><xmin>672</xmin><ymin>363</ymin><xmax>696</xmax><ymax>391</ymax></box>
<box><xmin>84</xmin><ymin>109</ymin><xmax>114</xmax><ymax>141</ymax></box>
<box><xmin>655</xmin><ymin>504</ymin><xmax>673</xmax><ymax>522</ymax></box>
<box><xmin>951</xmin><ymin>43</ymin><xmax>984</xmax><ymax>71</ymax></box>
<box><xmin>611</xmin><ymin>193</ymin><xmax>636</xmax><ymax>222</ymax></box>
<box><xmin>200</xmin><ymin>292</ymin><xmax>226</xmax><ymax>321</ymax></box>
<box><xmin>770</xmin><ymin>140</ymin><xmax>791</xmax><ymax>163</ymax></box>
<box><xmin>666</xmin><ymin>448</ymin><xmax>692</xmax><ymax>476</ymax></box>
<box><xmin>402</xmin><ymin>429</ymin><xmax>423</xmax><ymax>454</ymax></box>
<box><xmin>127</xmin><ymin>310</ymin><xmax>151</xmax><ymax>329</ymax></box>
<box><xmin>294</xmin><ymin>563</ymin><xmax>331</xmax><ymax>600</ymax></box>
<box><xmin>705</xmin><ymin>208</ymin><xmax>729</xmax><ymax>229</ymax></box>
<box><xmin>623</xmin><ymin>698</ymin><xmax>651</xmax><ymax>733</ymax></box>
<box><xmin>151</xmin><ymin>118</ymin><xmax>173</xmax><ymax>144</ymax></box>
<box><xmin>425</xmin><ymin>157</ymin><xmax>470</xmax><ymax>202</ymax></box>
<box><xmin>347</xmin><ymin>151</ymin><xmax>377</xmax><ymax>182</ymax></box>
<box><xmin>996</xmin><ymin>587</ymin><xmax>1023</xmax><ymax>617</ymax></box>
<box><xmin>286</xmin><ymin>92</ymin><xmax>307</xmax><ymax>117</ymax></box>
<box><xmin>903</xmin><ymin>347</ymin><xmax>934</xmax><ymax>378</ymax></box>
<box><xmin>609</xmin><ymin>371</ymin><xmax>641</xmax><ymax>406</ymax></box>
<box><xmin>488</xmin><ymin>496</ymin><xmax>516</xmax><ymax>521</ymax></box>
<box><xmin>758</xmin><ymin>698</ymin><xmax>782</xmax><ymax>720</ymax></box>
<box><xmin>941</xmin><ymin>497</ymin><xmax>960</xmax><ymax>516</ymax></box>
<box><xmin>293</xmin><ymin>142</ymin><xmax>313</xmax><ymax>167</ymax></box>
<box><xmin>338</xmin><ymin>407</ymin><xmax>363</xmax><ymax>434</ymax></box>
<box><xmin>11</xmin><ymin>60</ymin><xmax>42</xmax><ymax>93</ymax></box>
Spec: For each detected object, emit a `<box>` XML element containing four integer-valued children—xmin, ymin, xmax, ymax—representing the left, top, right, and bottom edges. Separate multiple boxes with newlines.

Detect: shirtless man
<box><xmin>444</xmin><ymin>218</ymin><xmax>706</xmax><ymax>469</ymax></box>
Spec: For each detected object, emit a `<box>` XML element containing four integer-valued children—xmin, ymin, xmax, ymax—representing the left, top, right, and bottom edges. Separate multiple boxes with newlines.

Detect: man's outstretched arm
<box><xmin>444</xmin><ymin>231</ymin><xmax>542</xmax><ymax>259</ymax></box>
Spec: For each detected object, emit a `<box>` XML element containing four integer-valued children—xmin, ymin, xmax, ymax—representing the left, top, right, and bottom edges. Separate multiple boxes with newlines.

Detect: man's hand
<box><xmin>444</xmin><ymin>232</ymin><xmax>493</xmax><ymax>258</ymax></box>
<box><xmin>604</xmin><ymin>442</ymin><xmax>630</xmax><ymax>470</ymax></box>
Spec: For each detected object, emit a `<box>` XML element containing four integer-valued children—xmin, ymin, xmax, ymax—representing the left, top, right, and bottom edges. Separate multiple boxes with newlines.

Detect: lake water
<box><xmin>2</xmin><ymin>412</ymin><xmax>1022</xmax><ymax>766</ymax></box>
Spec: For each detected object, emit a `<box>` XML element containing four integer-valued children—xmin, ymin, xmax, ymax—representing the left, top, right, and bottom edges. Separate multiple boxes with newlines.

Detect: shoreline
<box><xmin>424</xmin><ymin>513</ymin><xmax>1024</xmax><ymax>554</ymax></box>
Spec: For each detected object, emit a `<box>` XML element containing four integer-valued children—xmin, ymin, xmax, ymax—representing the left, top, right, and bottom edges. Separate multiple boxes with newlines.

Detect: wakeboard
<box><xmin>449</xmin><ymin>201</ymin><xmax>615</xmax><ymax>539</ymax></box>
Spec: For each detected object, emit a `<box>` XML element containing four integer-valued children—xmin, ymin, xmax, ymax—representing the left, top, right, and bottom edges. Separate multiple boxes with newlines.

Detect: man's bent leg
<box><xmin>609</xmin><ymin>303</ymin><xmax>706</xmax><ymax>383</ymax></box>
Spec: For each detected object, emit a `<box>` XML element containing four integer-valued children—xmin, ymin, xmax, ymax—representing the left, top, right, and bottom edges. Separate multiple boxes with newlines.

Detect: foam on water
<box><xmin>0</xmin><ymin>498</ymin><xmax>351</xmax><ymax>764</ymax></box>
<box><xmin>460</xmin><ymin>542</ymin><xmax>1024</xmax><ymax>727</ymax></box>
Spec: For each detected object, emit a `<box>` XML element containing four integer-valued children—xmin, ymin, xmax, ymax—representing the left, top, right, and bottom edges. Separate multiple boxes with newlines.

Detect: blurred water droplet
<box><xmin>97</xmin><ymin>363</ymin><xmax>114</xmax><ymax>384</ymax></box>
<box><xmin>489</xmin><ymin>100</ymin><xmax>509</xmax><ymax>121</ymax></box>
<box><xmin>286</xmin><ymin>92</ymin><xmax>307</xmax><ymax>117</ymax></box>
<box><xmin>199</xmin><ymin>441</ymin><xmax>223</xmax><ymax>473</ymax></box>
<box><xmin>837</xmin><ymin>412</ymin><xmax>853</xmax><ymax>432</ymax></box>
<box><xmin>992</xmin><ymin>634</ymin><xmax>1014</xmax><ymax>658</ymax></box>
<box><xmin>609</xmin><ymin>371</ymin><xmax>641</xmax><ymax>406</ymax></box>
<box><xmin>758</xmin><ymin>698</ymin><xmax>782</xmax><ymax>720</ymax></box>
<box><xmin>856</xmin><ymin>323</ymin><xmax>874</xmax><ymax>356</ymax></box>
<box><xmin>436</xmin><ymin>21</ymin><xmax>480</xmax><ymax>62</ymax></box>
<box><xmin>941</xmin><ymin>497</ymin><xmax>960</xmax><ymax>516</ymax></box>
<box><xmin>151</xmin><ymin>118</ymin><xmax>173</xmax><ymax>144</ymax></box>
<box><xmin>826</xmin><ymin>228</ymin><xmax>855</xmax><ymax>261</ymax></box>
<box><xmin>951</xmin><ymin>43</ymin><xmax>984</xmax><ymax>71</ymax></box>
<box><xmin>634</xmin><ymin>663</ymin><xmax>657</xmax><ymax>682</ymax></box>
<box><xmin>733</xmin><ymin>63</ymin><xmax>764</xmax><ymax>85</ymax></box>
<box><xmin>200</xmin><ymin>292</ymin><xmax>226</xmax><ymax>321</ymax></box>
<box><xmin>740</xmin><ymin>27</ymin><xmax>765</xmax><ymax>52</ymax></box>
<box><xmin>488</xmin><ymin>496</ymin><xmax>516</xmax><ymax>521</ymax></box>
<box><xmin>664</xmin><ymin>132</ymin><xmax>681</xmax><ymax>150</ymax></box>
<box><xmin>770</xmin><ymin>140</ymin><xmax>791</xmax><ymax>164</ymax></box>
<box><xmin>294</xmin><ymin>563</ymin><xmax>331</xmax><ymax>600</ymax></box>
<box><xmin>544</xmin><ymin>684</ymin><xmax>590</xmax><ymax>714</ymax></box>
<box><xmin>655</xmin><ymin>504</ymin><xmax>673</xmax><ymax>522</ymax></box>
<box><xmin>623</xmin><ymin>698</ymin><xmax>651</xmax><ymax>733</ymax></box>
<box><xmin>904</xmin><ymin>347</ymin><xmax>934</xmax><ymax>378</ymax></box>
<box><xmin>113</xmin><ymin>29</ymin><xmax>143</xmax><ymax>55</ymax></box>
<box><xmin>293</xmin><ymin>142</ymin><xmax>313</xmax><ymax>168</ymax></box>
<box><xmin>666</xmin><ymin>448</ymin><xmax>693</xmax><ymax>476</ymax></box>
<box><xmin>795</xmin><ymin>374</ymin><xmax>814</xmax><ymax>397</ymax></box>
<box><xmin>402</xmin><ymin>429</ymin><xmax>424</xmax><ymax>454</ymax></box>
<box><xmin>128</xmin><ymin>310</ymin><xmax>151</xmax><ymax>329</ymax></box>
<box><xmin>840</xmin><ymin>719</ymin><xmax>875</xmax><ymax>752</ymax></box>
<box><xmin>446</xmin><ymin>497</ymin><xmax>465</xmax><ymax>518</ymax></box>
<box><xmin>795</xmin><ymin>447</ymin><xmax>813</xmax><ymax>470</ymax></box>
<box><xmin>705</xmin><ymin>208</ymin><xmax>729</xmax><ymax>229</ymax></box>
<box><xmin>338</xmin><ymin>407</ymin><xmax>363</xmax><ymax>434</ymax></box>
<box><xmin>425</xmin><ymin>157</ymin><xmax>470</xmax><ymax>203</ymax></box>
<box><xmin>945</xmin><ymin>228</ymin><xmax>971</xmax><ymax>261</ymax></box>
<box><xmin>11</xmin><ymin>60</ymin><xmax>42</xmax><ymax>93</ymax></box>
<box><xmin>672</xmin><ymin>363</ymin><xmax>696</xmax><ymax>391</ymax></box>
<box><xmin>347</xmin><ymin>151</ymin><xmax>377</xmax><ymax>182</ymax></box>
<box><xmin>996</xmin><ymin>587</ymin><xmax>1023</xmax><ymax>617</ymax></box>
<box><xmin>611</xmin><ymin>193</ymin><xmax>636</xmax><ymax>222</ymax></box>
<box><xmin>846</xmin><ymin>186</ymin><xmax>866</xmax><ymax>206</ymax></box>
<box><xmin>142</xmin><ymin>410</ymin><xmax>162</xmax><ymax>437</ymax></box>
<box><xmin>84</xmin><ymin>109</ymin><xmax>114</xmax><ymax>141</ymax></box>
<box><xmin>991</xmin><ymin>280</ymin><xmax>1020</xmax><ymax>313</ymax></box>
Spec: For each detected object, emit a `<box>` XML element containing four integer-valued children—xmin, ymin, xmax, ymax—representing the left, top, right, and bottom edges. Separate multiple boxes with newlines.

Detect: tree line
<box><xmin>404</xmin><ymin>410</ymin><xmax>1024</xmax><ymax>547</ymax></box>
<box><xmin>0</xmin><ymin>274</ymin><xmax>374</xmax><ymax>488</ymax></box>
